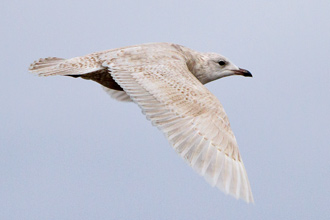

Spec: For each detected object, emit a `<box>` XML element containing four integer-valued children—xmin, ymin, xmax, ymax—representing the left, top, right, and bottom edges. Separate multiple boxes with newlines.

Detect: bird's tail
<box><xmin>29</xmin><ymin>55</ymin><xmax>104</xmax><ymax>77</ymax></box>
<box><xmin>29</xmin><ymin>57</ymin><xmax>68</xmax><ymax>76</ymax></box>
<box><xmin>28</xmin><ymin>55</ymin><xmax>124</xmax><ymax>91</ymax></box>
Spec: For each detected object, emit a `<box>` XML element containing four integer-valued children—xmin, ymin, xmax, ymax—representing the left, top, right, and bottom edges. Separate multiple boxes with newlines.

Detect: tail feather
<box><xmin>29</xmin><ymin>57</ymin><xmax>67</xmax><ymax>76</ymax></box>
<box><xmin>28</xmin><ymin>56</ymin><xmax>103</xmax><ymax>77</ymax></box>
<box><xmin>28</xmin><ymin>55</ymin><xmax>128</xmax><ymax>99</ymax></box>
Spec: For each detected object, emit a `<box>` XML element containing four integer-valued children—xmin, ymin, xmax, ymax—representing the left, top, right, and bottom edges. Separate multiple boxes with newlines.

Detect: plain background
<box><xmin>1</xmin><ymin>0</ymin><xmax>330</xmax><ymax>219</ymax></box>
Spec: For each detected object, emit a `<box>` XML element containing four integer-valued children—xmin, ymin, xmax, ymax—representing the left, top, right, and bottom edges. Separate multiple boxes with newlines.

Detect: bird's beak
<box><xmin>233</xmin><ymin>68</ymin><xmax>253</xmax><ymax>77</ymax></box>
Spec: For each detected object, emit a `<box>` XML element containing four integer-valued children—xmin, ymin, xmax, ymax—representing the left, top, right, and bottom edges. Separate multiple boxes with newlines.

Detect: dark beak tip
<box><xmin>244</xmin><ymin>71</ymin><xmax>253</xmax><ymax>77</ymax></box>
<box><xmin>238</xmin><ymin>68</ymin><xmax>253</xmax><ymax>77</ymax></box>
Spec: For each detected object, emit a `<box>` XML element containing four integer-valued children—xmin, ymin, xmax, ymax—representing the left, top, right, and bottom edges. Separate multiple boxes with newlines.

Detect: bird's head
<box><xmin>199</xmin><ymin>53</ymin><xmax>252</xmax><ymax>84</ymax></box>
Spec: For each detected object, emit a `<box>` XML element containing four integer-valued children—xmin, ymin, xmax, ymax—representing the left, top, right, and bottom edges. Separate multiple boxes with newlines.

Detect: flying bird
<box><xmin>29</xmin><ymin>42</ymin><xmax>254</xmax><ymax>203</ymax></box>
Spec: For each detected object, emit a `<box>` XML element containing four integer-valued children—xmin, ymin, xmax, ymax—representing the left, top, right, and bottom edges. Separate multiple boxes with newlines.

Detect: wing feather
<box><xmin>102</xmin><ymin>87</ymin><xmax>132</xmax><ymax>102</ymax></box>
<box><xmin>101</xmin><ymin>49</ymin><xmax>253</xmax><ymax>203</ymax></box>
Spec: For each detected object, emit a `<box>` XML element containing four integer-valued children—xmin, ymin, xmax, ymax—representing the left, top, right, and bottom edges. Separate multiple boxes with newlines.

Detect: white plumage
<box><xmin>29</xmin><ymin>42</ymin><xmax>254</xmax><ymax>203</ymax></box>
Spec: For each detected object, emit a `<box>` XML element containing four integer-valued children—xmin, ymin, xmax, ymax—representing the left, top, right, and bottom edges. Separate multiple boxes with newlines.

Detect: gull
<box><xmin>29</xmin><ymin>42</ymin><xmax>254</xmax><ymax>203</ymax></box>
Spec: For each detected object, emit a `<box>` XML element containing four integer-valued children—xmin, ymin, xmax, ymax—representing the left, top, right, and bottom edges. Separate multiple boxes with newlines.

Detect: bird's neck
<box><xmin>172</xmin><ymin>45</ymin><xmax>211</xmax><ymax>84</ymax></box>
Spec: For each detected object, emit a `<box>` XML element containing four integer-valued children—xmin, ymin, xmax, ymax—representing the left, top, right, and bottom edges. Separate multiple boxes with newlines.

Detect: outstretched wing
<box><xmin>101</xmin><ymin>50</ymin><xmax>254</xmax><ymax>203</ymax></box>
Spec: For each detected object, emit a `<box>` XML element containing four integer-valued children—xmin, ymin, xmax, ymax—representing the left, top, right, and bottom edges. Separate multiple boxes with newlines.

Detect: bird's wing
<box><xmin>101</xmin><ymin>50</ymin><xmax>253</xmax><ymax>203</ymax></box>
<box><xmin>102</xmin><ymin>86</ymin><xmax>132</xmax><ymax>102</ymax></box>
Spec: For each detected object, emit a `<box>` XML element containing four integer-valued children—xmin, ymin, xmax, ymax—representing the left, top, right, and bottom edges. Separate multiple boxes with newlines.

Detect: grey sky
<box><xmin>1</xmin><ymin>0</ymin><xmax>330</xmax><ymax>219</ymax></box>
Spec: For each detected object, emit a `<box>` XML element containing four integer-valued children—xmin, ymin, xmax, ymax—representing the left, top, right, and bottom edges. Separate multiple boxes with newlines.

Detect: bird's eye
<box><xmin>218</xmin><ymin>61</ymin><xmax>226</xmax><ymax>66</ymax></box>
